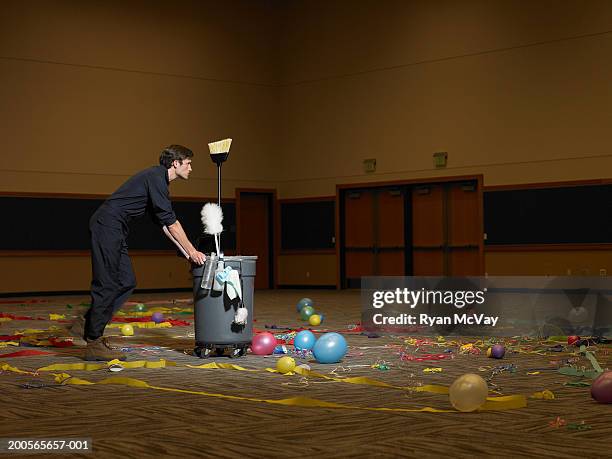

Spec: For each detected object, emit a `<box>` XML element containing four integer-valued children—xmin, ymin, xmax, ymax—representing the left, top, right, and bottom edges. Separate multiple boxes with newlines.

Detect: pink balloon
<box><xmin>591</xmin><ymin>371</ymin><xmax>612</xmax><ymax>404</ymax></box>
<box><xmin>251</xmin><ymin>332</ymin><xmax>277</xmax><ymax>355</ymax></box>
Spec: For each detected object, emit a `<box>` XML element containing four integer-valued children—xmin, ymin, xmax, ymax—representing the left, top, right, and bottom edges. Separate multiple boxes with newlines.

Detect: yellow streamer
<box><xmin>32</xmin><ymin>358</ymin><xmax>527</xmax><ymax>409</ymax></box>
<box><xmin>0</xmin><ymin>363</ymin><xmax>38</xmax><ymax>376</ymax></box>
<box><xmin>106</xmin><ymin>322</ymin><xmax>172</xmax><ymax>329</ymax></box>
<box><xmin>50</xmin><ymin>374</ymin><xmax>453</xmax><ymax>413</ymax></box>
<box><xmin>530</xmin><ymin>390</ymin><xmax>555</xmax><ymax>400</ymax></box>
<box><xmin>51</xmin><ymin>373</ymin><xmax>525</xmax><ymax>412</ymax></box>
<box><xmin>37</xmin><ymin>359</ymin><xmax>176</xmax><ymax>372</ymax></box>
<box><xmin>116</xmin><ymin>307</ymin><xmax>193</xmax><ymax>317</ymax></box>
<box><xmin>3</xmin><ymin>360</ymin><xmax>527</xmax><ymax>412</ymax></box>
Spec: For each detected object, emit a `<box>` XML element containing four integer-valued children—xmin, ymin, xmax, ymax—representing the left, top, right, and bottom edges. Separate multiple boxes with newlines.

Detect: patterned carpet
<box><xmin>0</xmin><ymin>290</ymin><xmax>610</xmax><ymax>458</ymax></box>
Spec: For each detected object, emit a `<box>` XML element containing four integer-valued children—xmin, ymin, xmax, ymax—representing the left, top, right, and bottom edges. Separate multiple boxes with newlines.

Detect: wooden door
<box><xmin>412</xmin><ymin>181</ymin><xmax>482</xmax><ymax>275</ymax></box>
<box><xmin>237</xmin><ymin>191</ymin><xmax>272</xmax><ymax>289</ymax></box>
<box><xmin>447</xmin><ymin>182</ymin><xmax>482</xmax><ymax>275</ymax></box>
<box><xmin>412</xmin><ymin>184</ymin><xmax>445</xmax><ymax>275</ymax></box>
<box><xmin>343</xmin><ymin>187</ymin><xmax>405</xmax><ymax>286</ymax></box>
<box><xmin>376</xmin><ymin>189</ymin><xmax>405</xmax><ymax>275</ymax></box>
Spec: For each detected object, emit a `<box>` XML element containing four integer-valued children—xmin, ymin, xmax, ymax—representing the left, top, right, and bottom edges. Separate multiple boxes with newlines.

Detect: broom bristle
<box><xmin>208</xmin><ymin>138</ymin><xmax>232</xmax><ymax>154</ymax></box>
<box><xmin>200</xmin><ymin>203</ymin><xmax>224</xmax><ymax>235</ymax></box>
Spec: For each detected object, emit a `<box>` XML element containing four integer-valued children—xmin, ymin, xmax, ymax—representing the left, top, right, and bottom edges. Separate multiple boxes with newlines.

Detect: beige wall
<box><xmin>486</xmin><ymin>249</ymin><xmax>612</xmax><ymax>276</ymax></box>
<box><xmin>0</xmin><ymin>0</ymin><xmax>279</xmax><ymax>197</ymax></box>
<box><xmin>275</xmin><ymin>0</ymin><xmax>612</xmax><ymax>197</ymax></box>
<box><xmin>3</xmin><ymin>1</ymin><xmax>612</xmax><ymax>292</ymax></box>
<box><xmin>0</xmin><ymin>254</ymin><xmax>193</xmax><ymax>293</ymax></box>
<box><xmin>277</xmin><ymin>254</ymin><xmax>337</xmax><ymax>286</ymax></box>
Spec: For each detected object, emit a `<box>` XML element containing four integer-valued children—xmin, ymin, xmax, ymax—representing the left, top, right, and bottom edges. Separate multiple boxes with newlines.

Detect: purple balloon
<box><xmin>251</xmin><ymin>332</ymin><xmax>277</xmax><ymax>355</ymax></box>
<box><xmin>591</xmin><ymin>371</ymin><xmax>612</xmax><ymax>404</ymax></box>
<box><xmin>491</xmin><ymin>344</ymin><xmax>505</xmax><ymax>359</ymax></box>
<box><xmin>151</xmin><ymin>312</ymin><xmax>164</xmax><ymax>324</ymax></box>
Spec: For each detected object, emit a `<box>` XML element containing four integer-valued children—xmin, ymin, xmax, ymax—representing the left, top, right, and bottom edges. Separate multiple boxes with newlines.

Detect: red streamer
<box><xmin>0</xmin><ymin>350</ymin><xmax>55</xmax><ymax>358</ymax></box>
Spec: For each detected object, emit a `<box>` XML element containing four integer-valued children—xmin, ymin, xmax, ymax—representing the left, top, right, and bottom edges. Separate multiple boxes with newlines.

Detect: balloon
<box><xmin>567</xmin><ymin>335</ymin><xmax>580</xmax><ymax>345</ymax></box>
<box><xmin>293</xmin><ymin>330</ymin><xmax>316</xmax><ymax>350</ymax></box>
<box><xmin>309</xmin><ymin>314</ymin><xmax>321</xmax><ymax>326</ymax></box>
<box><xmin>449</xmin><ymin>373</ymin><xmax>488</xmax><ymax>412</ymax></box>
<box><xmin>251</xmin><ymin>332</ymin><xmax>277</xmax><ymax>355</ymax></box>
<box><xmin>300</xmin><ymin>306</ymin><xmax>315</xmax><ymax>321</ymax></box>
<box><xmin>312</xmin><ymin>332</ymin><xmax>347</xmax><ymax>364</ymax></box>
<box><xmin>276</xmin><ymin>356</ymin><xmax>296</xmax><ymax>374</ymax></box>
<box><xmin>120</xmin><ymin>324</ymin><xmax>134</xmax><ymax>336</ymax></box>
<box><xmin>151</xmin><ymin>312</ymin><xmax>164</xmax><ymax>323</ymax></box>
<box><xmin>296</xmin><ymin>298</ymin><xmax>313</xmax><ymax>312</ymax></box>
<box><xmin>487</xmin><ymin>344</ymin><xmax>505</xmax><ymax>359</ymax></box>
<box><xmin>134</xmin><ymin>303</ymin><xmax>147</xmax><ymax>312</ymax></box>
<box><xmin>591</xmin><ymin>371</ymin><xmax>612</xmax><ymax>403</ymax></box>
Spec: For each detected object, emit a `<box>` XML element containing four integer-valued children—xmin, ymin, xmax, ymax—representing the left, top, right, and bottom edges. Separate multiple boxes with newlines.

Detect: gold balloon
<box><xmin>276</xmin><ymin>356</ymin><xmax>296</xmax><ymax>374</ymax></box>
<box><xmin>309</xmin><ymin>314</ymin><xmax>321</xmax><ymax>326</ymax></box>
<box><xmin>449</xmin><ymin>373</ymin><xmax>488</xmax><ymax>412</ymax></box>
<box><xmin>120</xmin><ymin>324</ymin><xmax>134</xmax><ymax>336</ymax></box>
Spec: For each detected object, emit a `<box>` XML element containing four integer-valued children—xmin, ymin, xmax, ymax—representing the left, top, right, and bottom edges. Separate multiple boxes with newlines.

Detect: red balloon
<box><xmin>567</xmin><ymin>335</ymin><xmax>580</xmax><ymax>345</ymax></box>
<box><xmin>591</xmin><ymin>371</ymin><xmax>612</xmax><ymax>404</ymax></box>
<box><xmin>251</xmin><ymin>332</ymin><xmax>277</xmax><ymax>355</ymax></box>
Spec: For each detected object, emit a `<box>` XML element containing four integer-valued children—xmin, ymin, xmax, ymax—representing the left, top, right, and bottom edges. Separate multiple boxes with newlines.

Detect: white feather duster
<box><xmin>201</xmin><ymin>203</ymin><xmax>224</xmax><ymax>256</ymax></box>
<box><xmin>201</xmin><ymin>203</ymin><xmax>224</xmax><ymax>235</ymax></box>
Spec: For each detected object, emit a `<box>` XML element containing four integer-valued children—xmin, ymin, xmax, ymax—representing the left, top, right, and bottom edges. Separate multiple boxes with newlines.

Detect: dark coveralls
<box><xmin>85</xmin><ymin>165</ymin><xmax>177</xmax><ymax>341</ymax></box>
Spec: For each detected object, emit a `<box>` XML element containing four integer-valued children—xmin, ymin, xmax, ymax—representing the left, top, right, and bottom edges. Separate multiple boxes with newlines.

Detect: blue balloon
<box><xmin>293</xmin><ymin>330</ymin><xmax>316</xmax><ymax>350</ymax></box>
<box><xmin>312</xmin><ymin>332</ymin><xmax>347</xmax><ymax>364</ymax></box>
<box><xmin>296</xmin><ymin>297</ymin><xmax>313</xmax><ymax>312</ymax></box>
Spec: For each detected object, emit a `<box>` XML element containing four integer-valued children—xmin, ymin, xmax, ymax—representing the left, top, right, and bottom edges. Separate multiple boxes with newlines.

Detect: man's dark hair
<box><xmin>159</xmin><ymin>145</ymin><xmax>193</xmax><ymax>168</ymax></box>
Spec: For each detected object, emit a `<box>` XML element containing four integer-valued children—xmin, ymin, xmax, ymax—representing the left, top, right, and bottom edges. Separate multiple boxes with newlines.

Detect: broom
<box><xmin>207</xmin><ymin>138</ymin><xmax>232</xmax><ymax>209</ymax></box>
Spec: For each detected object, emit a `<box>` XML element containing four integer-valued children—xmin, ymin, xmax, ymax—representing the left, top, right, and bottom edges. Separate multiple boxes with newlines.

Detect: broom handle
<box><xmin>217</xmin><ymin>163</ymin><xmax>222</xmax><ymax>253</ymax></box>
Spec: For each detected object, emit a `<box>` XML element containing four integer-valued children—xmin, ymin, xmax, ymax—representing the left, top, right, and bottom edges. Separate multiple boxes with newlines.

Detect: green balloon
<box><xmin>134</xmin><ymin>303</ymin><xmax>147</xmax><ymax>312</ymax></box>
<box><xmin>300</xmin><ymin>305</ymin><xmax>315</xmax><ymax>321</ymax></box>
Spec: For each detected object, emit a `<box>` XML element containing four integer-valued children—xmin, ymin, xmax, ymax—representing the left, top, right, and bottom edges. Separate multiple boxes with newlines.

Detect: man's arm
<box><xmin>167</xmin><ymin>220</ymin><xmax>206</xmax><ymax>265</ymax></box>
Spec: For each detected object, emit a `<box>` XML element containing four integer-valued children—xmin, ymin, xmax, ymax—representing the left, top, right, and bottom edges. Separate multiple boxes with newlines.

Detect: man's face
<box><xmin>174</xmin><ymin>158</ymin><xmax>192</xmax><ymax>180</ymax></box>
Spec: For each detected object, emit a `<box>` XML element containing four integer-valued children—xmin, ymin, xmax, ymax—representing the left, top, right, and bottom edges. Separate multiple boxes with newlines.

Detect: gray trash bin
<box><xmin>192</xmin><ymin>255</ymin><xmax>257</xmax><ymax>358</ymax></box>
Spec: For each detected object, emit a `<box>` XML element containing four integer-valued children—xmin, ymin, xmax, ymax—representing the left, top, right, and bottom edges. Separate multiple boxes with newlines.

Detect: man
<box><xmin>80</xmin><ymin>145</ymin><xmax>205</xmax><ymax>361</ymax></box>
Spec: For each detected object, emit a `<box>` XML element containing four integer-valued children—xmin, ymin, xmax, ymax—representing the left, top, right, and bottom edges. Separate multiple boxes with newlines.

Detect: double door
<box><xmin>341</xmin><ymin>180</ymin><xmax>482</xmax><ymax>287</ymax></box>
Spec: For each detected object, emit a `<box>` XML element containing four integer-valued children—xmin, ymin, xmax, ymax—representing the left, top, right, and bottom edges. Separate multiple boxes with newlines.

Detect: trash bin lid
<box><xmin>224</xmin><ymin>255</ymin><xmax>258</xmax><ymax>261</ymax></box>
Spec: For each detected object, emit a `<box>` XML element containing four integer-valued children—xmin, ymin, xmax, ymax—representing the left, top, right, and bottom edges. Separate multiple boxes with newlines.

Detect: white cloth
<box><xmin>226</xmin><ymin>269</ymin><xmax>242</xmax><ymax>300</ymax></box>
<box><xmin>234</xmin><ymin>307</ymin><xmax>248</xmax><ymax>325</ymax></box>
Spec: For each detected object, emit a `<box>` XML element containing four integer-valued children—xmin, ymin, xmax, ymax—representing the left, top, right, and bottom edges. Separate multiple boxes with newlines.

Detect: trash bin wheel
<box><xmin>194</xmin><ymin>346</ymin><xmax>213</xmax><ymax>358</ymax></box>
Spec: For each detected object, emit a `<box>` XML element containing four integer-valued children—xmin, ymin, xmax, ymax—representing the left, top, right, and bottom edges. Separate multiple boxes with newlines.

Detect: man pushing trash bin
<box><xmin>74</xmin><ymin>145</ymin><xmax>206</xmax><ymax>361</ymax></box>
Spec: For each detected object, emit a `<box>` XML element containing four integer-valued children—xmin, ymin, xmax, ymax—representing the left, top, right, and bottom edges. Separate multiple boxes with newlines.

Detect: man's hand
<box><xmin>189</xmin><ymin>250</ymin><xmax>206</xmax><ymax>265</ymax></box>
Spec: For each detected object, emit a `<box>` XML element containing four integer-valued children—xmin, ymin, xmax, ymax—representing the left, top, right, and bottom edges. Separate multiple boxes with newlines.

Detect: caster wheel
<box><xmin>230</xmin><ymin>346</ymin><xmax>247</xmax><ymax>358</ymax></box>
<box><xmin>229</xmin><ymin>348</ymin><xmax>241</xmax><ymax>358</ymax></box>
<box><xmin>194</xmin><ymin>347</ymin><xmax>212</xmax><ymax>358</ymax></box>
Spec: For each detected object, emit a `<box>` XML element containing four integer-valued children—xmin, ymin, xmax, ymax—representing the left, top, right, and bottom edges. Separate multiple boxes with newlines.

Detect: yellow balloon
<box><xmin>449</xmin><ymin>373</ymin><xmax>488</xmax><ymax>412</ymax></box>
<box><xmin>120</xmin><ymin>324</ymin><xmax>134</xmax><ymax>336</ymax></box>
<box><xmin>309</xmin><ymin>314</ymin><xmax>321</xmax><ymax>326</ymax></box>
<box><xmin>276</xmin><ymin>356</ymin><xmax>296</xmax><ymax>374</ymax></box>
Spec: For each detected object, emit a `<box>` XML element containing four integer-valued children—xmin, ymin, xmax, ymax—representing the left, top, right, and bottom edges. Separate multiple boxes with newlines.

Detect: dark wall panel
<box><xmin>0</xmin><ymin>196</ymin><xmax>236</xmax><ymax>252</ymax></box>
<box><xmin>484</xmin><ymin>185</ymin><xmax>612</xmax><ymax>244</ymax></box>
